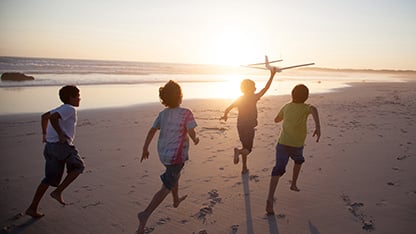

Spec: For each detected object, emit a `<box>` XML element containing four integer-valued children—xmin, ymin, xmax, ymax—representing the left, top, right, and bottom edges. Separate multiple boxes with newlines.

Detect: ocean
<box><xmin>0</xmin><ymin>56</ymin><xmax>410</xmax><ymax>115</ymax></box>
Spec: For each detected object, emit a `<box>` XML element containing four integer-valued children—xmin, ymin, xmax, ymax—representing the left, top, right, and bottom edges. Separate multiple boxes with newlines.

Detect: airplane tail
<box><xmin>265</xmin><ymin>55</ymin><xmax>270</xmax><ymax>69</ymax></box>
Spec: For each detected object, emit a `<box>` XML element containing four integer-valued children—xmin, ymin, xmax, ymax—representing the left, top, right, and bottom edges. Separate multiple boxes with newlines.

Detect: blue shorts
<box><xmin>271</xmin><ymin>143</ymin><xmax>305</xmax><ymax>176</ymax></box>
<box><xmin>160</xmin><ymin>163</ymin><xmax>184</xmax><ymax>190</ymax></box>
<box><xmin>42</xmin><ymin>142</ymin><xmax>85</xmax><ymax>187</ymax></box>
<box><xmin>237</xmin><ymin>124</ymin><xmax>255</xmax><ymax>152</ymax></box>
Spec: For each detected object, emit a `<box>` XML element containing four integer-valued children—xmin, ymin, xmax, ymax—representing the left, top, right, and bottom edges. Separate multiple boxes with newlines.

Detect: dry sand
<box><xmin>1</xmin><ymin>81</ymin><xmax>415</xmax><ymax>234</ymax></box>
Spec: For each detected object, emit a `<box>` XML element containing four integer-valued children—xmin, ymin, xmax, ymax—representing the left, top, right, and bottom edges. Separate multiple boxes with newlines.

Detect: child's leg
<box><xmin>26</xmin><ymin>182</ymin><xmax>49</xmax><ymax>218</ymax></box>
<box><xmin>233</xmin><ymin>148</ymin><xmax>240</xmax><ymax>164</ymax></box>
<box><xmin>171</xmin><ymin>175</ymin><xmax>187</xmax><ymax>208</ymax></box>
<box><xmin>241</xmin><ymin>149</ymin><xmax>250</xmax><ymax>174</ymax></box>
<box><xmin>137</xmin><ymin>186</ymin><xmax>170</xmax><ymax>234</ymax></box>
<box><xmin>290</xmin><ymin>163</ymin><xmax>302</xmax><ymax>191</ymax></box>
<box><xmin>266</xmin><ymin>143</ymin><xmax>289</xmax><ymax>214</ymax></box>
<box><xmin>50</xmin><ymin>171</ymin><xmax>81</xmax><ymax>205</ymax></box>
<box><xmin>50</xmin><ymin>146</ymin><xmax>85</xmax><ymax>205</ymax></box>
<box><xmin>266</xmin><ymin>176</ymin><xmax>280</xmax><ymax>214</ymax></box>
<box><xmin>236</xmin><ymin>125</ymin><xmax>253</xmax><ymax>170</ymax></box>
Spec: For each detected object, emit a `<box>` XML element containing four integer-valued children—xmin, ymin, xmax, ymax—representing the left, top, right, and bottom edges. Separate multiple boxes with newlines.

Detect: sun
<box><xmin>208</xmin><ymin>31</ymin><xmax>260</xmax><ymax>67</ymax></box>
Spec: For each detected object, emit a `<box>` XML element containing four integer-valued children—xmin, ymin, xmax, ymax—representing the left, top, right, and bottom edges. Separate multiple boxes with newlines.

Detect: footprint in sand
<box><xmin>341</xmin><ymin>194</ymin><xmax>375</xmax><ymax>232</ymax></box>
<box><xmin>387</xmin><ymin>181</ymin><xmax>399</xmax><ymax>186</ymax></box>
<box><xmin>396</xmin><ymin>155</ymin><xmax>410</xmax><ymax>160</ymax></box>
<box><xmin>249</xmin><ymin>174</ymin><xmax>260</xmax><ymax>182</ymax></box>
<box><xmin>231</xmin><ymin>224</ymin><xmax>239</xmax><ymax>233</ymax></box>
<box><xmin>2</xmin><ymin>213</ymin><xmax>26</xmax><ymax>233</ymax></box>
<box><xmin>196</xmin><ymin>229</ymin><xmax>208</xmax><ymax>234</ymax></box>
<box><xmin>194</xmin><ymin>189</ymin><xmax>221</xmax><ymax>224</ymax></box>
<box><xmin>81</xmin><ymin>201</ymin><xmax>103</xmax><ymax>209</ymax></box>
<box><xmin>156</xmin><ymin>217</ymin><xmax>170</xmax><ymax>225</ymax></box>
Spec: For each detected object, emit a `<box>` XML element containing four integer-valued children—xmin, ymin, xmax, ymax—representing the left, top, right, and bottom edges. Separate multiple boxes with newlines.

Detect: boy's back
<box><xmin>153</xmin><ymin>107</ymin><xmax>197</xmax><ymax>165</ymax></box>
<box><xmin>277</xmin><ymin>102</ymin><xmax>311</xmax><ymax>147</ymax></box>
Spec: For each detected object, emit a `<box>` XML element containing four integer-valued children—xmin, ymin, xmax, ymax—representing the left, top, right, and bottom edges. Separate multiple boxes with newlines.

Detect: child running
<box><xmin>266</xmin><ymin>84</ymin><xmax>321</xmax><ymax>215</ymax></box>
<box><xmin>137</xmin><ymin>80</ymin><xmax>199</xmax><ymax>234</ymax></box>
<box><xmin>26</xmin><ymin>85</ymin><xmax>85</xmax><ymax>218</ymax></box>
<box><xmin>220</xmin><ymin>66</ymin><xmax>279</xmax><ymax>174</ymax></box>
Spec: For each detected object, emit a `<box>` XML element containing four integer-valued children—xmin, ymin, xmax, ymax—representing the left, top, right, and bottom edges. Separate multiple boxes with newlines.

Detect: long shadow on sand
<box><xmin>241</xmin><ymin>173</ymin><xmax>254</xmax><ymax>234</ymax></box>
<box><xmin>3</xmin><ymin>214</ymin><xmax>40</xmax><ymax>234</ymax></box>
<box><xmin>242</xmin><ymin>173</ymin><xmax>279</xmax><ymax>234</ymax></box>
<box><xmin>308</xmin><ymin>220</ymin><xmax>321</xmax><ymax>234</ymax></box>
<box><xmin>267</xmin><ymin>214</ymin><xmax>279</xmax><ymax>234</ymax></box>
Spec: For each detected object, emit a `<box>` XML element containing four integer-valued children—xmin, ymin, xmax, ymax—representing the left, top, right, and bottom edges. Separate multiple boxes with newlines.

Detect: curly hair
<box><xmin>159</xmin><ymin>80</ymin><xmax>183</xmax><ymax>108</ymax></box>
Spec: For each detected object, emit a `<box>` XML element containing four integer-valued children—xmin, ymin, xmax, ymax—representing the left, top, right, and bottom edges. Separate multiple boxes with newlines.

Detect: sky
<box><xmin>0</xmin><ymin>0</ymin><xmax>415</xmax><ymax>70</ymax></box>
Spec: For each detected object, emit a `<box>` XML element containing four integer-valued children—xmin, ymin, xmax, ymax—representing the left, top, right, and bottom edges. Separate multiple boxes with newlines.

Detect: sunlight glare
<box><xmin>215</xmin><ymin>75</ymin><xmax>242</xmax><ymax>98</ymax></box>
<box><xmin>209</xmin><ymin>31</ymin><xmax>259</xmax><ymax>67</ymax></box>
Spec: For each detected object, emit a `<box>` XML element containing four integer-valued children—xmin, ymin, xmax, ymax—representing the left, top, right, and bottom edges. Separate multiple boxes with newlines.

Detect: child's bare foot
<box><xmin>137</xmin><ymin>212</ymin><xmax>149</xmax><ymax>234</ymax></box>
<box><xmin>233</xmin><ymin>148</ymin><xmax>239</xmax><ymax>164</ymax></box>
<box><xmin>50</xmin><ymin>190</ymin><xmax>66</xmax><ymax>205</ymax></box>
<box><xmin>173</xmin><ymin>195</ymin><xmax>188</xmax><ymax>208</ymax></box>
<box><xmin>241</xmin><ymin>168</ymin><xmax>249</xmax><ymax>174</ymax></box>
<box><xmin>290</xmin><ymin>185</ymin><xmax>300</xmax><ymax>192</ymax></box>
<box><xmin>25</xmin><ymin>208</ymin><xmax>45</xmax><ymax>218</ymax></box>
<box><xmin>266</xmin><ymin>199</ymin><xmax>274</xmax><ymax>215</ymax></box>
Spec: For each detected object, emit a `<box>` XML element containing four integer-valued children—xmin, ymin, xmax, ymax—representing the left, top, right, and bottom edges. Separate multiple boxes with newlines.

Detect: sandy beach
<box><xmin>1</xmin><ymin>81</ymin><xmax>415</xmax><ymax>234</ymax></box>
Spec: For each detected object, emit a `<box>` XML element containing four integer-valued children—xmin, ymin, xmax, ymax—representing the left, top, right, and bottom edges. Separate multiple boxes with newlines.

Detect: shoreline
<box><xmin>1</xmin><ymin>81</ymin><xmax>415</xmax><ymax>233</ymax></box>
<box><xmin>0</xmin><ymin>76</ymin><xmax>409</xmax><ymax>116</ymax></box>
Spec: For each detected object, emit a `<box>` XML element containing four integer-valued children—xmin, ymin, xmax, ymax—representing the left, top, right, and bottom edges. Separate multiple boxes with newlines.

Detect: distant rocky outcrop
<box><xmin>1</xmin><ymin>72</ymin><xmax>34</xmax><ymax>81</ymax></box>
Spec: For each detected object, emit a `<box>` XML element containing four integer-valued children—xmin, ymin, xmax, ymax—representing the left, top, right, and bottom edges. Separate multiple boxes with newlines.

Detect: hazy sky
<box><xmin>1</xmin><ymin>0</ymin><xmax>415</xmax><ymax>70</ymax></box>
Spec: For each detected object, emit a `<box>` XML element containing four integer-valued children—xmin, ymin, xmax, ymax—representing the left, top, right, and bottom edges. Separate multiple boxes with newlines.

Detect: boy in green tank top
<box><xmin>266</xmin><ymin>84</ymin><xmax>321</xmax><ymax>215</ymax></box>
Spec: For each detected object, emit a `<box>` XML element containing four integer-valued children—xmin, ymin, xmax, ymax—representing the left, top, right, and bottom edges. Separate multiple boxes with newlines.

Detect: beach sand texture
<box><xmin>1</xmin><ymin>82</ymin><xmax>415</xmax><ymax>234</ymax></box>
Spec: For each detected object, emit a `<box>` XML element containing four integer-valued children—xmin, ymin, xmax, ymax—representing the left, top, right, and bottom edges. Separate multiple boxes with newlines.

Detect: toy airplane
<box><xmin>242</xmin><ymin>55</ymin><xmax>314</xmax><ymax>71</ymax></box>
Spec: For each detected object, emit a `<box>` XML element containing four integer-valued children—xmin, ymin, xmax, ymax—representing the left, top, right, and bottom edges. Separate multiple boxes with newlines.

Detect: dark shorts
<box><xmin>42</xmin><ymin>142</ymin><xmax>85</xmax><ymax>187</ymax></box>
<box><xmin>160</xmin><ymin>163</ymin><xmax>184</xmax><ymax>190</ymax></box>
<box><xmin>272</xmin><ymin>143</ymin><xmax>305</xmax><ymax>176</ymax></box>
<box><xmin>237</xmin><ymin>124</ymin><xmax>255</xmax><ymax>152</ymax></box>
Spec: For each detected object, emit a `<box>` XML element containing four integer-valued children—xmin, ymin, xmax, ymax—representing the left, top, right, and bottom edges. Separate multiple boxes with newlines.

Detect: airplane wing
<box><xmin>246</xmin><ymin>59</ymin><xmax>283</xmax><ymax>66</ymax></box>
<box><xmin>241</xmin><ymin>63</ymin><xmax>315</xmax><ymax>70</ymax></box>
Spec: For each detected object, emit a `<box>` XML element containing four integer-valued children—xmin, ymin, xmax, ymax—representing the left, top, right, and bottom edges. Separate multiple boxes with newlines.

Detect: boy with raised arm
<box><xmin>221</xmin><ymin>65</ymin><xmax>279</xmax><ymax>174</ymax></box>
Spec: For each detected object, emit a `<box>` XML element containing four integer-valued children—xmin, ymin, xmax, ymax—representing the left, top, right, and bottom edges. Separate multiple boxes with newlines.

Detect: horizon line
<box><xmin>1</xmin><ymin>55</ymin><xmax>415</xmax><ymax>73</ymax></box>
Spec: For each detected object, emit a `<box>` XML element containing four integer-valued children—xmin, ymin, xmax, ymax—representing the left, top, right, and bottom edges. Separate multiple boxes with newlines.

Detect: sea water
<box><xmin>0</xmin><ymin>57</ymin><xmax>408</xmax><ymax>115</ymax></box>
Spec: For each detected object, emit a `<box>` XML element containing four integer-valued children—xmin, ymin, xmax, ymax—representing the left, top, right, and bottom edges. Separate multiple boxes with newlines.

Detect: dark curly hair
<box><xmin>159</xmin><ymin>80</ymin><xmax>182</xmax><ymax>108</ymax></box>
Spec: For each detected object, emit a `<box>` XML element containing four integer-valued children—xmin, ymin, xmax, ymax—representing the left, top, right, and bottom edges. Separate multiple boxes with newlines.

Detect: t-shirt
<box><xmin>236</xmin><ymin>94</ymin><xmax>260</xmax><ymax>127</ymax></box>
<box><xmin>277</xmin><ymin>102</ymin><xmax>311</xmax><ymax>147</ymax></box>
<box><xmin>46</xmin><ymin>104</ymin><xmax>77</xmax><ymax>145</ymax></box>
<box><xmin>152</xmin><ymin>107</ymin><xmax>197</xmax><ymax>165</ymax></box>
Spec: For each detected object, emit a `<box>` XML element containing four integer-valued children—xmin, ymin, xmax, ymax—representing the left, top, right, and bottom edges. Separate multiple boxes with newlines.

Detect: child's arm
<box><xmin>310</xmin><ymin>106</ymin><xmax>321</xmax><ymax>142</ymax></box>
<box><xmin>220</xmin><ymin>102</ymin><xmax>237</xmax><ymax>121</ymax></box>
<box><xmin>41</xmin><ymin>111</ymin><xmax>50</xmax><ymax>142</ymax></box>
<box><xmin>274</xmin><ymin>115</ymin><xmax>283</xmax><ymax>123</ymax></box>
<box><xmin>274</xmin><ymin>108</ymin><xmax>283</xmax><ymax>123</ymax></box>
<box><xmin>187</xmin><ymin>128</ymin><xmax>199</xmax><ymax>145</ymax></box>
<box><xmin>257</xmin><ymin>67</ymin><xmax>279</xmax><ymax>98</ymax></box>
<box><xmin>49</xmin><ymin>112</ymin><xmax>67</xmax><ymax>143</ymax></box>
<box><xmin>141</xmin><ymin>127</ymin><xmax>157</xmax><ymax>162</ymax></box>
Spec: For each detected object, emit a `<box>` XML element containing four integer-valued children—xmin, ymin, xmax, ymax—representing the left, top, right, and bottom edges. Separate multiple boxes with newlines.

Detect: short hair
<box><xmin>291</xmin><ymin>84</ymin><xmax>309</xmax><ymax>103</ymax></box>
<box><xmin>159</xmin><ymin>80</ymin><xmax>182</xmax><ymax>108</ymax></box>
<box><xmin>240</xmin><ymin>79</ymin><xmax>256</xmax><ymax>94</ymax></box>
<box><xmin>59</xmin><ymin>85</ymin><xmax>80</xmax><ymax>104</ymax></box>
